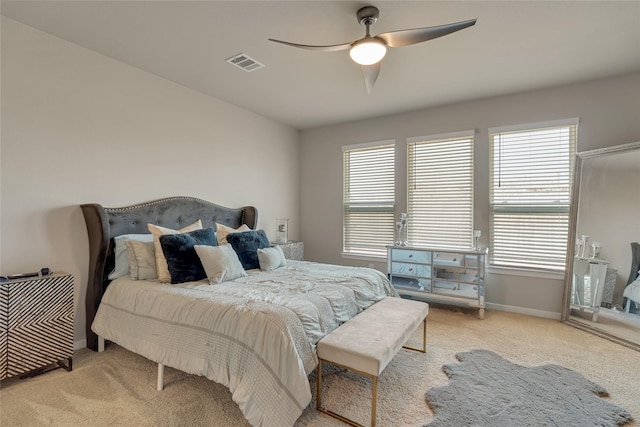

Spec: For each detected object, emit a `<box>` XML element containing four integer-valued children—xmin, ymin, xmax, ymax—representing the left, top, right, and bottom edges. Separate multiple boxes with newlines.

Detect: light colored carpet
<box><xmin>1</xmin><ymin>308</ymin><xmax>638</xmax><ymax>426</ymax></box>
<box><xmin>425</xmin><ymin>349</ymin><xmax>633</xmax><ymax>426</ymax></box>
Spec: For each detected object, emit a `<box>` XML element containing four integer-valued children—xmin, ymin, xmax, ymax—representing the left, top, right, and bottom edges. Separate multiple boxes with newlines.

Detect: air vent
<box><xmin>226</xmin><ymin>53</ymin><xmax>265</xmax><ymax>72</ymax></box>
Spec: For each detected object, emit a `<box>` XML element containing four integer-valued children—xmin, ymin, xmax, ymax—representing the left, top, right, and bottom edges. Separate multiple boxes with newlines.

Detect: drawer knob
<box><xmin>409</xmin><ymin>268</ymin><xmax>414</xmax><ymax>272</ymax></box>
<box><xmin>409</xmin><ymin>254</ymin><xmax>413</xmax><ymax>258</ymax></box>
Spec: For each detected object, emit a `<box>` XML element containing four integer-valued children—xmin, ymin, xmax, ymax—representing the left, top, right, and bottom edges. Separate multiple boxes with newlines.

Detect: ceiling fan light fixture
<box><xmin>349</xmin><ymin>38</ymin><xmax>387</xmax><ymax>65</ymax></box>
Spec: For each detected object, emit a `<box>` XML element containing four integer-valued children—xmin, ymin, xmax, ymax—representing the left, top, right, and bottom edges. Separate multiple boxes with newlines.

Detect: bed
<box><xmin>81</xmin><ymin>196</ymin><xmax>397</xmax><ymax>427</ymax></box>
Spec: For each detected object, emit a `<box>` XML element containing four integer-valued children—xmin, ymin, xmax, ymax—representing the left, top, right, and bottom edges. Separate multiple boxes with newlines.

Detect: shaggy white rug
<box><xmin>425</xmin><ymin>349</ymin><xmax>633</xmax><ymax>427</ymax></box>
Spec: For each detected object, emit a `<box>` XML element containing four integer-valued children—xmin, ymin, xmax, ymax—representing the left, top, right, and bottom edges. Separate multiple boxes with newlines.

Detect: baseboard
<box><xmin>486</xmin><ymin>302</ymin><xmax>561</xmax><ymax>320</ymax></box>
<box><xmin>74</xmin><ymin>339</ymin><xmax>87</xmax><ymax>351</ymax></box>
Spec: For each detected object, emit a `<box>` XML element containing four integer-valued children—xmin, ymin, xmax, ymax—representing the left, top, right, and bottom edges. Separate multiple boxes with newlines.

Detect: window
<box><xmin>489</xmin><ymin>119</ymin><xmax>578</xmax><ymax>271</ymax></box>
<box><xmin>343</xmin><ymin>141</ymin><xmax>395</xmax><ymax>257</ymax></box>
<box><xmin>407</xmin><ymin>131</ymin><xmax>474</xmax><ymax>249</ymax></box>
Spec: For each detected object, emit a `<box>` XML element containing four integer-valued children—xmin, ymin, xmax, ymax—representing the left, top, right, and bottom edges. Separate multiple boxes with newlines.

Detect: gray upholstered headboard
<box><xmin>81</xmin><ymin>196</ymin><xmax>258</xmax><ymax>351</ymax></box>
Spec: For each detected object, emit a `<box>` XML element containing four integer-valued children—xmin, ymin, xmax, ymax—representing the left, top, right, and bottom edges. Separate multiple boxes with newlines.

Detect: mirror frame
<box><xmin>562</xmin><ymin>140</ymin><xmax>640</xmax><ymax>351</ymax></box>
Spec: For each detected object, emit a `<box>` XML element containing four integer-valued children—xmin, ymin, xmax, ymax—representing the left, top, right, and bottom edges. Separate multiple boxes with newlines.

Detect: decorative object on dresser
<box><xmin>275</xmin><ymin>240</ymin><xmax>304</xmax><ymax>261</ymax></box>
<box><xmin>387</xmin><ymin>246</ymin><xmax>486</xmax><ymax>319</ymax></box>
<box><xmin>0</xmin><ymin>272</ymin><xmax>74</xmax><ymax>380</ymax></box>
<box><xmin>395</xmin><ymin>212</ymin><xmax>408</xmax><ymax>246</ymax></box>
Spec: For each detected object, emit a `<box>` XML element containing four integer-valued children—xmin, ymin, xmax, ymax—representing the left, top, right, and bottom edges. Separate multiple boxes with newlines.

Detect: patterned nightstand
<box><xmin>0</xmin><ymin>272</ymin><xmax>74</xmax><ymax>379</ymax></box>
<box><xmin>273</xmin><ymin>241</ymin><xmax>304</xmax><ymax>261</ymax></box>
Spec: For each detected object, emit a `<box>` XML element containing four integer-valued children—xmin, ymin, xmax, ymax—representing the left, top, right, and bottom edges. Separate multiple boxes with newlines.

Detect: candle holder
<box><xmin>580</xmin><ymin>235</ymin><xmax>590</xmax><ymax>257</ymax></box>
<box><xmin>473</xmin><ymin>230</ymin><xmax>481</xmax><ymax>250</ymax></box>
<box><xmin>395</xmin><ymin>213</ymin><xmax>408</xmax><ymax>246</ymax></box>
<box><xmin>590</xmin><ymin>241</ymin><xmax>601</xmax><ymax>259</ymax></box>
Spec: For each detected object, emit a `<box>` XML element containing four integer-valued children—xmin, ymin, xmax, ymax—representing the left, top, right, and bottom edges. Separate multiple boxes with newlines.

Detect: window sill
<box><xmin>341</xmin><ymin>252</ymin><xmax>386</xmax><ymax>263</ymax></box>
<box><xmin>488</xmin><ymin>266</ymin><xmax>565</xmax><ymax>280</ymax></box>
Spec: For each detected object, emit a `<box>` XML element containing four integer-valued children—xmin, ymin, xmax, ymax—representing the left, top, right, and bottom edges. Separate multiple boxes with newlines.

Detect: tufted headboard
<box><xmin>81</xmin><ymin>196</ymin><xmax>258</xmax><ymax>351</ymax></box>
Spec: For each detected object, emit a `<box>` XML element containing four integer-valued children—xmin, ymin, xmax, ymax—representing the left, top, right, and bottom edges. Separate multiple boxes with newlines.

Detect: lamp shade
<box><xmin>349</xmin><ymin>38</ymin><xmax>387</xmax><ymax>65</ymax></box>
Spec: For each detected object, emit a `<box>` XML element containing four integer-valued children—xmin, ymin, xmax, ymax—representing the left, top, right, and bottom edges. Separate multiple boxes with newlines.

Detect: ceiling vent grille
<box><xmin>226</xmin><ymin>53</ymin><xmax>265</xmax><ymax>72</ymax></box>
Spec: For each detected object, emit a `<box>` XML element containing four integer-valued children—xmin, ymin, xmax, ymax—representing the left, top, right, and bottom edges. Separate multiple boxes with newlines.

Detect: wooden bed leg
<box><xmin>97</xmin><ymin>336</ymin><xmax>105</xmax><ymax>352</ymax></box>
<box><xmin>157</xmin><ymin>363</ymin><xmax>165</xmax><ymax>391</ymax></box>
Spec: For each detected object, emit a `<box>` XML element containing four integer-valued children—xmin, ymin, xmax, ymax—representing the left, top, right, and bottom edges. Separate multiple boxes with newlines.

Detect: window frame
<box><xmin>488</xmin><ymin>118</ymin><xmax>579</xmax><ymax>274</ymax></box>
<box><xmin>406</xmin><ymin>130</ymin><xmax>475</xmax><ymax>250</ymax></box>
<box><xmin>342</xmin><ymin>139</ymin><xmax>396</xmax><ymax>259</ymax></box>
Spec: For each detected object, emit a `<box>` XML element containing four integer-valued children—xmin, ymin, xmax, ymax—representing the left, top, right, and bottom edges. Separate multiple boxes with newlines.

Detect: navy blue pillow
<box><xmin>160</xmin><ymin>228</ymin><xmax>217</xmax><ymax>284</ymax></box>
<box><xmin>227</xmin><ymin>229</ymin><xmax>270</xmax><ymax>270</ymax></box>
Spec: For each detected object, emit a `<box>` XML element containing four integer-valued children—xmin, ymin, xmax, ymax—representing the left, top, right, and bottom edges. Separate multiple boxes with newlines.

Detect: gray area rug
<box><xmin>425</xmin><ymin>349</ymin><xmax>633</xmax><ymax>427</ymax></box>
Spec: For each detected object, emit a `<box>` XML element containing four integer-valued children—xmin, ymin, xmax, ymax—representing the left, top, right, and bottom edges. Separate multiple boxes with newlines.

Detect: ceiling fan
<box><xmin>269</xmin><ymin>6</ymin><xmax>476</xmax><ymax>93</ymax></box>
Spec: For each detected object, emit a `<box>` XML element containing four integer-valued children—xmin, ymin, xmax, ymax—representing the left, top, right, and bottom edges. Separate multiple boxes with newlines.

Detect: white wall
<box><xmin>300</xmin><ymin>73</ymin><xmax>640</xmax><ymax>317</ymax></box>
<box><xmin>0</xmin><ymin>17</ymin><xmax>300</xmax><ymax>347</ymax></box>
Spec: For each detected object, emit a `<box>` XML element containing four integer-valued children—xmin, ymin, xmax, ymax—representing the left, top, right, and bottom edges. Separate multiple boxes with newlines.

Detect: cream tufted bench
<box><xmin>316</xmin><ymin>297</ymin><xmax>429</xmax><ymax>427</ymax></box>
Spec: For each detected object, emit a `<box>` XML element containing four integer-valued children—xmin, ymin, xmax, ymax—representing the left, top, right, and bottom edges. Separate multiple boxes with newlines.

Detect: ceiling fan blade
<box><xmin>377</xmin><ymin>19</ymin><xmax>477</xmax><ymax>47</ymax></box>
<box><xmin>361</xmin><ymin>63</ymin><xmax>381</xmax><ymax>94</ymax></box>
<box><xmin>268</xmin><ymin>38</ymin><xmax>353</xmax><ymax>52</ymax></box>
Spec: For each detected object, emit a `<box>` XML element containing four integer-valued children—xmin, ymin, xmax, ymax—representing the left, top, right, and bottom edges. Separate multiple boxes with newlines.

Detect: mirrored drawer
<box><xmin>390</xmin><ymin>249</ymin><xmax>431</xmax><ymax>263</ymax></box>
<box><xmin>391</xmin><ymin>276</ymin><xmax>431</xmax><ymax>292</ymax></box>
<box><xmin>391</xmin><ymin>262</ymin><xmax>431</xmax><ymax>277</ymax></box>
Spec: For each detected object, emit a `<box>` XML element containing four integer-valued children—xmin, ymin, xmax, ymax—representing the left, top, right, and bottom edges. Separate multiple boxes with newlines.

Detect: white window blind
<box><xmin>489</xmin><ymin>119</ymin><xmax>578</xmax><ymax>271</ymax></box>
<box><xmin>407</xmin><ymin>131</ymin><xmax>474</xmax><ymax>249</ymax></box>
<box><xmin>343</xmin><ymin>141</ymin><xmax>395</xmax><ymax>257</ymax></box>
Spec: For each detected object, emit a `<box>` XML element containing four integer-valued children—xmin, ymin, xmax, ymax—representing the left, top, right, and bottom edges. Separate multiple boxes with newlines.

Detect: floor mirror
<box><xmin>562</xmin><ymin>141</ymin><xmax>640</xmax><ymax>350</ymax></box>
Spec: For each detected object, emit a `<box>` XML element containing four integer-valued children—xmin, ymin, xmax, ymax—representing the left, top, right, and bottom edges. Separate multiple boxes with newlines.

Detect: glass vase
<box><xmin>275</xmin><ymin>218</ymin><xmax>288</xmax><ymax>244</ymax></box>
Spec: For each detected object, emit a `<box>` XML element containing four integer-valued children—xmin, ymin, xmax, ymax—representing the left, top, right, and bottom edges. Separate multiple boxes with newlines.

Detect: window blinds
<box><xmin>489</xmin><ymin>119</ymin><xmax>578</xmax><ymax>271</ymax></box>
<box><xmin>407</xmin><ymin>132</ymin><xmax>474</xmax><ymax>249</ymax></box>
<box><xmin>343</xmin><ymin>142</ymin><xmax>395</xmax><ymax>257</ymax></box>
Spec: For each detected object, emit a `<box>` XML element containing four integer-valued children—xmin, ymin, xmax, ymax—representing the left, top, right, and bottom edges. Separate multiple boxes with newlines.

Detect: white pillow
<box><xmin>195</xmin><ymin>244</ymin><xmax>247</xmax><ymax>284</ymax></box>
<box><xmin>257</xmin><ymin>245</ymin><xmax>287</xmax><ymax>271</ymax></box>
<box><xmin>148</xmin><ymin>220</ymin><xmax>202</xmax><ymax>282</ymax></box>
<box><xmin>125</xmin><ymin>240</ymin><xmax>157</xmax><ymax>280</ymax></box>
<box><xmin>216</xmin><ymin>223</ymin><xmax>250</xmax><ymax>245</ymax></box>
<box><xmin>108</xmin><ymin>234</ymin><xmax>154</xmax><ymax>280</ymax></box>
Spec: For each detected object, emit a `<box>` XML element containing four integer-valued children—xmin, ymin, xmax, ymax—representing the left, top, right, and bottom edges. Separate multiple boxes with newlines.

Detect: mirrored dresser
<box><xmin>387</xmin><ymin>246</ymin><xmax>487</xmax><ymax>319</ymax></box>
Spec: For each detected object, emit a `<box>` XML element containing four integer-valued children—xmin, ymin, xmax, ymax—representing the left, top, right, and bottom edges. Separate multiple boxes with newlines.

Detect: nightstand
<box><xmin>0</xmin><ymin>272</ymin><xmax>74</xmax><ymax>380</ymax></box>
<box><xmin>273</xmin><ymin>241</ymin><xmax>304</xmax><ymax>261</ymax></box>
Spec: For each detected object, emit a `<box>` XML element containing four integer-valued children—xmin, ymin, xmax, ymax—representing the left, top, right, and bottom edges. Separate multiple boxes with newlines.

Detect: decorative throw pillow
<box><xmin>195</xmin><ymin>244</ymin><xmax>248</xmax><ymax>284</ymax></box>
<box><xmin>124</xmin><ymin>240</ymin><xmax>157</xmax><ymax>280</ymax></box>
<box><xmin>108</xmin><ymin>233</ymin><xmax>154</xmax><ymax>280</ymax></box>
<box><xmin>159</xmin><ymin>228</ymin><xmax>217</xmax><ymax>284</ymax></box>
<box><xmin>257</xmin><ymin>245</ymin><xmax>287</xmax><ymax>271</ymax></box>
<box><xmin>216</xmin><ymin>223</ymin><xmax>251</xmax><ymax>245</ymax></box>
<box><xmin>148</xmin><ymin>220</ymin><xmax>202</xmax><ymax>282</ymax></box>
<box><xmin>226</xmin><ymin>229</ymin><xmax>271</xmax><ymax>270</ymax></box>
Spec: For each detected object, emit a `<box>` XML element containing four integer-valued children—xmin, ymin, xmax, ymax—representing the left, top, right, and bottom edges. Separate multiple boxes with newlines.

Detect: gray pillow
<box><xmin>257</xmin><ymin>246</ymin><xmax>287</xmax><ymax>271</ymax></box>
<box><xmin>125</xmin><ymin>240</ymin><xmax>157</xmax><ymax>280</ymax></box>
<box><xmin>109</xmin><ymin>233</ymin><xmax>154</xmax><ymax>280</ymax></box>
<box><xmin>195</xmin><ymin>244</ymin><xmax>247</xmax><ymax>284</ymax></box>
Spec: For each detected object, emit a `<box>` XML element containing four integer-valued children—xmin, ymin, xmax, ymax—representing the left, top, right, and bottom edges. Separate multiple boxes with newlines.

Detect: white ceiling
<box><xmin>2</xmin><ymin>1</ymin><xmax>639</xmax><ymax>130</ymax></box>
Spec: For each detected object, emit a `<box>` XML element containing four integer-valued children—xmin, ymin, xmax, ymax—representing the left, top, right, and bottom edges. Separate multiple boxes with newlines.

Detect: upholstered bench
<box><xmin>316</xmin><ymin>297</ymin><xmax>429</xmax><ymax>427</ymax></box>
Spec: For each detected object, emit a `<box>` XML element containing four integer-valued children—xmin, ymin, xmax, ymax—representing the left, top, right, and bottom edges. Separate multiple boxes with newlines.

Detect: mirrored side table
<box><xmin>571</xmin><ymin>256</ymin><xmax>609</xmax><ymax>321</ymax></box>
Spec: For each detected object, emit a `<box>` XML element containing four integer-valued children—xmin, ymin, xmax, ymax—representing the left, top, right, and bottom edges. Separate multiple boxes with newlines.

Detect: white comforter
<box><xmin>92</xmin><ymin>260</ymin><xmax>397</xmax><ymax>427</ymax></box>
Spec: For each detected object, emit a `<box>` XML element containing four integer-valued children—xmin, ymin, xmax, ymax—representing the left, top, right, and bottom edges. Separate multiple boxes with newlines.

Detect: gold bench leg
<box><xmin>402</xmin><ymin>317</ymin><xmax>427</xmax><ymax>353</ymax></box>
<box><xmin>316</xmin><ymin>359</ymin><xmax>378</xmax><ymax>427</ymax></box>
